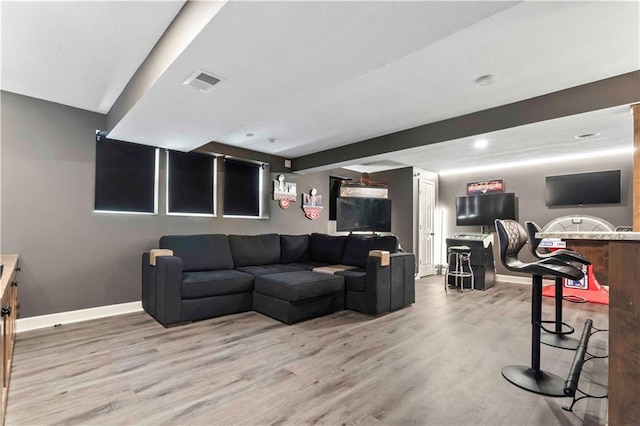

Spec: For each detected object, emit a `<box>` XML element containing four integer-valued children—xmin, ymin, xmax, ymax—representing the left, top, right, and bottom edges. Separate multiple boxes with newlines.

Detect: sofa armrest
<box><xmin>368</xmin><ymin>250</ymin><xmax>390</xmax><ymax>266</ymax></box>
<box><xmin>154</xmin><ymin>256</ymin><xmax>183</xmax><ymax>326</ymax></box>
<box><xmin>150</xmin><ymin>249</ymin><xmax>173</xmax><ymax>266</ymax></box>
<box><xmin>391</xmin><ymin>252</ymin><xmax>416</xmax><ymax>307</ymax></box>
<box><xmin>142</xmin><ymin>253</ymin><xmax>154</xmax><ymax>316</ymax></box>
<box><xmin>364</xmin><ymin>252</ymin><xmax>416</xmax><ymax>314</ymax></box>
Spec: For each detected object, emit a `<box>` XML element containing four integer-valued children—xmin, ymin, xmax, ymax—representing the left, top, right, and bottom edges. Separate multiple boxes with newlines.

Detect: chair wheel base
<box><xmin>541</xmin><ymin>333</ymin><xmax>579</xmax><ymax>350</ymax></box>
<box><xmin>501</xmin><ymin>365</ymin><xmax>566</xmax><ymax>397</ymax></box>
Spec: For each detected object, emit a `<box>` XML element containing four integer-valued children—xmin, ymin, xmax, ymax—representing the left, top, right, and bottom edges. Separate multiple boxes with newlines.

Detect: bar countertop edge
<box><xmin>536</xmin><ymin>231</ymin><xmax>640</xmax><ymax>241</ymax></box>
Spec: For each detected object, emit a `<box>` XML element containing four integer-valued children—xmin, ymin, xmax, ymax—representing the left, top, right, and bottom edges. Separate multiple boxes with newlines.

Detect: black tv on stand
<box><xmin>336</xmin><ymin>197</ymin><xmax>391</xmax><ymax>232</ymax></box>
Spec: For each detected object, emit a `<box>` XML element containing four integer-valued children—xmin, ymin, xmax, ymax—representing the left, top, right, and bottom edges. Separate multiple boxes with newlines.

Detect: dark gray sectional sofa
<box><xmin>142</xmin><ymin>233</ymin><xmax>415</xmax><ymax>326</ymax></box>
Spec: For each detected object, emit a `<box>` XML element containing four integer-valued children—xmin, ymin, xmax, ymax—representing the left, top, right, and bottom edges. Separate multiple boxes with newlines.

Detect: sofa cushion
<box><xmin>254</xmin><ymin>271</ymin><xmax>344</xmax><ymax>302</ymax></box>
<box><xmin>309</xmin><ymin>233</ymin><xmax>347</xmax><ymax>264</ymax></box>
<box><xmin>237</xmin><ymin>264</ymin><xmax>304</xmax><ymax>277</ymax></box>
<box><xmin>341</xmin><ymin>235</ymin><xmax>399</xmax><ymax>268</ymax></box>
<box><xmin>181</xmin><ymin>270</ymin><xmax>254</xmax><ymax>299</ymax></box>
<box><xmin>280</xmin><ymin>235</ymin><xmax>310</xmax><ymax>264</ymax></box>
<box><xmin>336</xmin><ymin>269</ymin><xmax>367</xmax><ymax>292</ymax></box>
<box><xmin>229</xmin><ymin>234</ymin><xmax>280</xmax><ymax>267</ymax></box>
<box><xmin>160</xmin><ymin>234</ymin><xmax>234</xmax><ymax>271</ymax></box>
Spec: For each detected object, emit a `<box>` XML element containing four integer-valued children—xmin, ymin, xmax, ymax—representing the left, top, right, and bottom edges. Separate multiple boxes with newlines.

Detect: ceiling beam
<box><xmin>195</xmin><ymin>142</ymin><xmax>291</xmax><ymax>173</ymax></box>
<box><xmin>292</xmin><ymin>71</ymin><xmax>640</xmax><ymax>172</ymax></box>
<box><xmin>106</xmin><ymin>0</ymin><xmax>227</xmax><ymax>133</ymax></box>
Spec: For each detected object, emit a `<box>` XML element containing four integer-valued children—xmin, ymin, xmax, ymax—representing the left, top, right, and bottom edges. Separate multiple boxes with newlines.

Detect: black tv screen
<box><xmin>546</xmin><ymin>170</ymin><xmax>621</xmax><ymax>206</ymax></box>
<box><xmin>336</xmin><ymin>197</ymin><xmax>391</xmax><ymax>232</ymax></box>
<box><xmin>456</xmin><ymin>192</ymin><xmax>516</xmax><ymax>226</ymax></box>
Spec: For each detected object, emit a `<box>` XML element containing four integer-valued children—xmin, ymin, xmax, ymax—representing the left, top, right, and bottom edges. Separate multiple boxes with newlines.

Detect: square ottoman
<box><xmin>253</xmin><ymin>270</ymin><xmax>345</xmax><ymax>324</ymax></box>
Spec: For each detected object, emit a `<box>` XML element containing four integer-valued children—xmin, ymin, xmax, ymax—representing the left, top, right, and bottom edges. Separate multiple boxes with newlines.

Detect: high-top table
<box><xmin>536</xmin><ymin>232</ymin><xmax>640</xmax><ymax>425</ymax></box>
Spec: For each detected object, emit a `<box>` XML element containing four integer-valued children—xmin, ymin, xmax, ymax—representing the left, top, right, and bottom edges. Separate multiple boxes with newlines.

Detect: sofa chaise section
<box><xmin>253</xmin><ymin>270</ymin><xmax>345</xmax><ymax>324</ymax></box>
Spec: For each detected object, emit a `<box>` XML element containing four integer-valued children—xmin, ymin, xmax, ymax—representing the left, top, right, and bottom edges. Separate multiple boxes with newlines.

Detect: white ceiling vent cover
<box><xmin>183</xmin><ymin>69</ymin><xmax>223</xmax><ymax>93</ymax></box>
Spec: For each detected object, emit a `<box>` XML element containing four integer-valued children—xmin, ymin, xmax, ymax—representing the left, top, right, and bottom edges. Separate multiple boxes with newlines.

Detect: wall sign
<box><xmin>466</xmin><ymin>179</ymin><xmax>504</xmax><ymax>195</ymax></box>
<box><xmin>339</xmin><ymin>186</ymin><xmax>388</xmax><ymax>198</ymax></box>
<box><xmin>340</xmin><ymin>173</ymin><xmax>388</xmax><ymax>198</ymax></box>
<box><xmin>302</xmin><ymin>188</ymin><xmax>322</xmax><ymax>220</ymax></box>
<box><xmin>273</xmin><ymin>175</ymin><xmax>297</xmax><ymax>209</ymax></box>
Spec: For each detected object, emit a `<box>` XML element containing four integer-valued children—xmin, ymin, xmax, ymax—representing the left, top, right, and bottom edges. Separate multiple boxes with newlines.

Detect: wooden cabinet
<box><xmin>0</xmin><ymin>255</ymin><xmax>18</xmax><ymax>424</ymax></box>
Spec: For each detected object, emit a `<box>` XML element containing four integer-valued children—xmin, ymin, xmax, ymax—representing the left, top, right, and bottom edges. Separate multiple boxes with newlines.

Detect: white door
<box><xmin>418</xmin><ymin>179</ymin><xmax>436</xmax><ymax>277</ymax></box>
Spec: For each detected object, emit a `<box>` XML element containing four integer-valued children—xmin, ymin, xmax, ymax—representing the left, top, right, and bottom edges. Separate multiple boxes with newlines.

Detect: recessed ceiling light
<box><xmin>268</xmin><ymin>138</ymin><xmax>276</xmax><ymax>143</ymax></box>
<box><xmin>246</xmin><ymin>133</ymin><xmax>254</xmax><ymax>137</ymax></box>
<box><xmin>575</xmin><ymin>132</ymin><xmax>600</xmax><ymax>140</ymax></box>
<box><xmin>474</xmin><ymin>139</ymin><xmax>488</xmax><ymax>149</ymax></box>
<box><xmin>475</xmin><ymin>74</ymin><xmax>496</xmax><ymax>86</ymax></box>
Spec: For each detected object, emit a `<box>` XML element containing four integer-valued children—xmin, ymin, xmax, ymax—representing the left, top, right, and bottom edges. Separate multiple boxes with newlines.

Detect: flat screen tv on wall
<box><xmin>456</xmin><ymin>192</ymin><xmax>516</xmax><ymax>226</ymax></box>
<box><xmin>545</xmin><ymin>170</ymin><xmax>621</xmax><ymax>206</ymax></box>
<box><xmin>336</xmin><ymin>197</ymin><xmax>392</xmax><ymax>232</ymax></box>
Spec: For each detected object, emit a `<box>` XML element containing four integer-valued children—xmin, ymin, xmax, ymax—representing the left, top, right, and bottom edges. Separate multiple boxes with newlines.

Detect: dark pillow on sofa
<box><xmin>159</xmin><ymin>234</ymin><xmax>234</xmax><ymax>271</ymax></box>
<box><xmin>309</xmin><ymin>233</ymin><xmax>347</xmax><ymax>264</ymax></box>
<box><xmin>280</xmin><ymin>235</ymin><xmax>310</xmax><ymax>264</ymax></box>
<box><xmin>229</xmin><ymin>234</ymin><xmax>280</xmax><ymax>267</ymax></box>
<box><xmin>342</xmin><ymin>235</ymin><xmax>399</xmax><ymax>268</ymax></box>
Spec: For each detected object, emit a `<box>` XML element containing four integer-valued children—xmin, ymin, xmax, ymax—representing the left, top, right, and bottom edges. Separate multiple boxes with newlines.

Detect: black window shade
<box><xmin>223</xmin><ymin>158</ymin><xmax>260</xmax><ymax>217</ymax></box>
<box><xmin>167</xmin><ymin>151</ymin><xmax>215</xmax><ymax>215</ymax></box>
<box><xmin>95</xmin><ymin>136</ymin><xmax>157</xmax><ymax>213</ymax></box>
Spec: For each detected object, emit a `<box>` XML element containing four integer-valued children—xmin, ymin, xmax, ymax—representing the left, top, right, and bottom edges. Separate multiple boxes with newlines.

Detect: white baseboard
<box><xmin>16</xmin><ymin>301</ymin><xmax>143</xmax><ymax>333</ymax></box>
<box><xmin>496</xmin><ymin>274</ymin><xmax>554</xmax><ymax>286</ymax></box>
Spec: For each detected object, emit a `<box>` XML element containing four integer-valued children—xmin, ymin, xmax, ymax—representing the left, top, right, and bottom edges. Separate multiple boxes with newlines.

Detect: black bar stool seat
<box><xmin>525</xmin><ymin>221</ymin><xmax>591</xmax><ymax>350</ymax></box>
<box><xmin>495</xmin><ymin>219</ymin><xmax>584</xmax><ymax>397</ymax></box>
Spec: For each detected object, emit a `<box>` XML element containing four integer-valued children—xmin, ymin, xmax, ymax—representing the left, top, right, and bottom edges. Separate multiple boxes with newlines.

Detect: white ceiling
<box><xmin>0</xmin><ymin>1</ymin><xmax>186</xmax><ymax>113</ymax></box>
<box><xmin>1</xmin><ymin>1</ymin><xmax>639</xmax><ymax>173</ymax></box>
<box><xmin>342</xmin><ymin>105</ymin><xmax>634</xmax><ymax>175</ymax></box>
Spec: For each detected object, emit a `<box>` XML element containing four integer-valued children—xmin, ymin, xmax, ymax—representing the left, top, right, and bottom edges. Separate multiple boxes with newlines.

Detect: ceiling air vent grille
<box><xmin>183</xmin><ymin>69</ymin><xmax>222</xmax><ymax>93</ymax></box>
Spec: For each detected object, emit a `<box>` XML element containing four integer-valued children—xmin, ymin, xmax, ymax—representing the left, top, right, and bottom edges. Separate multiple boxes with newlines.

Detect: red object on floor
<box><xmin>542</xmin><ymin>264</ymin><xmax>609</xmax><ymax>305</ymax></box>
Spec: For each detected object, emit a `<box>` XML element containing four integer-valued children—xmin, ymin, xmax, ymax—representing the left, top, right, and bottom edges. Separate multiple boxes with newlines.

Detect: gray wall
<box><xmin>370</xmin><ymin>167</ymin><xmax>440</xmax><ymax>257</ymax></box>
<box><xmin>439</xmin><ymin>155</ymin><xmax>633</xmax><ymax>275</ymax></box>
<box><xmin>369</xmin><ymin>167</ymin><xmax>415</xmax><ymax>252</ymax></box>
<box><xmin>0</xmin><ymin>91</ymin><xmax>355</xmax><ymax>318</ymax></box>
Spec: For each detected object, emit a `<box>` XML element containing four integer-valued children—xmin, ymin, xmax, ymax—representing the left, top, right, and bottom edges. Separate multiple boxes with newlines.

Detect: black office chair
<box><xmin>495</xmin><ymin>219</ymin><xmax>584</xmax><ymax>397</ymax></box>
<box><xmin>525</xmin><ymin>221</ymin><xmax>590</xmax><ymax>350</ymax></box>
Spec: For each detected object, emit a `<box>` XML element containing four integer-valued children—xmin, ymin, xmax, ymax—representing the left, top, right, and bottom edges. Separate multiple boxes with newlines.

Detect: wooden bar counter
<box><xmin>0</xmin><ymin>254</ymin><xmax>19</xmax><ymax>424</ymax></box>
<box><xmin>537</xmin><ymin>232</ymin><xmax>640</xmax><ymax>425</ymax></box>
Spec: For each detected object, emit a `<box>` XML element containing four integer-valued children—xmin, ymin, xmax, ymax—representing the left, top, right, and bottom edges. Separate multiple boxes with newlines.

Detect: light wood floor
<box><xmin>7</xmin><ymin>276</ymin><xmax>609</xmax><ymax>425</ymax></box>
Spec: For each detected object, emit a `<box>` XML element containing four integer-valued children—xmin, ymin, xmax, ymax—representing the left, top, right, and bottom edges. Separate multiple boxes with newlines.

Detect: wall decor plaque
<box><xmin>302</xmin><ymin>188</ymin><xmax>322</xmax><ymax>220</ymax></box>
<box><xmin>273</xmin><ymin>175</ymin><xmax>297</xmax><ymax>209</ymax></box>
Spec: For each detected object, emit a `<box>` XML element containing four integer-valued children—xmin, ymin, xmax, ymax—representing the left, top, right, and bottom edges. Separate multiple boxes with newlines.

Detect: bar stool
<box><xmin>495</xmin><ymin>219</ymin><xmax>584</xmax><ymax>397</ymax></box>
<box><xmin>525</xmin><ymin>221</ymin><xmax>591</xmax><ymax>350</ymax></box>
<box><xmin>445</xmin><ymin>245</ymin><xmax>474</xmax><ymax>292</ymax></box>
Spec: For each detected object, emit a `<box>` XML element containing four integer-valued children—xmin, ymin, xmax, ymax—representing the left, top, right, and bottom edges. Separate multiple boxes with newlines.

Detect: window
<box><xmin>167</xmin><ymin>150</ymin><xmax>215</xmax><ymax>216</ymax></box>
<box><xmin>223</xmin><ymin>158</ymin><xmax>262</xmax><ymax>217</ymax></box>
<box><xmin>94</xmin><ymin>135</ymin><xmax>158</xmax><ymax>214</ymax></box>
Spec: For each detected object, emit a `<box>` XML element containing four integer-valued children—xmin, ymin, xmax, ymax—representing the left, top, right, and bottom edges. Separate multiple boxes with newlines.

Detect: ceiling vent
<box><xmin>183</xmin><ymin>69</ymin><xmax>222</xmax><ymax>93</ymax></box>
